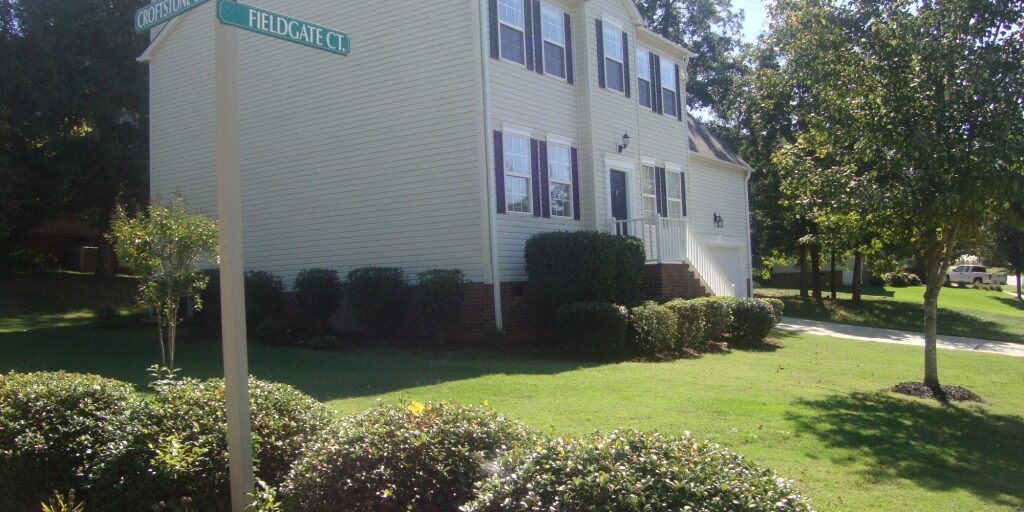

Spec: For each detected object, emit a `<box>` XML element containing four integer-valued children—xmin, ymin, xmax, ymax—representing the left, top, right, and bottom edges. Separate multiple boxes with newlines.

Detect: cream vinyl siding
<box><xmin>148</xmin><ymin>0</ymin><xmax>487</xmax><ymax>286</ymax></box>
<box><xmin>688</xmin><ymin>155</ymin><xmax>752</xmax><ymax>293</ymax></box>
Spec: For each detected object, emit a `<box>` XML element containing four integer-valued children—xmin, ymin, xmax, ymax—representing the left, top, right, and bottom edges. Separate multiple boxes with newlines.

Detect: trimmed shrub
<box><xmin>305</xmin><ymin>334</ymin><xmax>342</xmax><ymax>351</ymax></box>
<box><xmin>282</xmin><ymin>401</ymin><xmax>536</xmax><ymax>512</ymax></box>
<box><xmin>730</xmin><ymin>298</ymin><xmax>779</xmax><ymax>345</ymax></box>
<box><xmin>252</xmin><ymin>318</ymin><xmax>289</xmax><ymax>345</ymax></box>
<box><xmin>244</xmin><ymin>270</ymin><xmax>284</xmax><ymax>327</ymax></box>
<box><xmin>465</xmin><ymin>430</ymin><xmax>814</xmax><ymax>512</ymax></box>
<box><xmin>0</xmin><ymin>372</ymin><xmax>155</xmax><ymax>512</ymax></box>
<box><xmin>556</xmin><ymin>302</ymin><xmax>629</xmax><ymax>359</ymax></box>
<box><xmin>883</xmin><ymin>271</ymin><xmax>922</xmax><ymax>287</ymax></box>
<box><xmin>150</xmin><ymin>377</ymin><xmax>337</xmax><ymax>509</ymax></box>
<box><xmin>346</xmin><ymin>267</ymin><xmax>407</xmax><ymax>338</ymax></box>
<box><xmin>663</xmin><ymin>299</ymin><xmax>705</xmax><ymax>350</ymax></box>
<box><xmin>1</xmin><ymin>248</ymin><xmax>57</xmax><ymax>274</ymax></box>
<box><xmin>628</xmin><ymin>301</ymin><xmax>677</xmax><ymax>356</ymax></box>
<box><xmin>417</xmin><ymin>269</ymin><xmax>467</xmax><ymax>343</ymax></box>
<box><xmin>763</xmin><ymin>297</ymin><xmax>785</xmax><ymax>323</ymax></box>
<box><xmin>691</xmin><ymin>297</ymin><xmax>734</xmax><ymax>341</ymax></box>
<box><xmin>525</xmin><ymin>231</ymin><xmax>645</xmax><ymax>317</ymax></box>
<box><xmin>294</xmin><ymin>268</ymin><xmax>343</xmax><ymax>334</ymax></box>
<box><xmin>973</xmin><ymin>283</ymin><xmax>1004</xmax><ymax>292</ymax></box>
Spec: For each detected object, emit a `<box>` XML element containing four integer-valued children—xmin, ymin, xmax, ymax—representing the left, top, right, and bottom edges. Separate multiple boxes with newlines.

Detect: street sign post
<box><xmin>217</xmin><ymin>0</ymin><xmax>350</xmax><ymax>55</ymax></box>
<box><xmin>134</xmin><ymin>0</ymin><xmax>210</xmax><ymax>33</ymax></box>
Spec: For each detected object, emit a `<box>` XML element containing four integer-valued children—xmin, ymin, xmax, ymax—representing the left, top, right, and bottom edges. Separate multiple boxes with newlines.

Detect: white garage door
<box><xmin>708</xmin><ymin>247</ymin><xmax>745</xmax><ymax>297</ymax></box>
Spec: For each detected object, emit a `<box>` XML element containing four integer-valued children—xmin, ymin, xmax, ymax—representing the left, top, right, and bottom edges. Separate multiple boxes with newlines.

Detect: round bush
<box><xmin>244</xmin><ymin>270</ymin><xmax>285</xmax><ymax>327</ymax></box>
<box><xmin>465</xmin><ymin>430</ymin><xmax>814</xmax><ymax>512</ymax></box>
<box><xmin>346</xmin><ymin>266</ymin><xmax>407</xmax><ymax>338</ymax></box>
<box><xmin>730</xmin><ymin>298</ymin><xmax>779</xmax><ymax>346</ymax></box>
<box><xmin>556</xmin><ymin>302</ymin><xmax>629</xmax><ymax>359</ymax></box>
<box><xmin>763</xmin><ymin>297</ymin><xmax>785</xmax><ymax>323</ymax></box>
<box><xmin>0</xmin><ymin>372</ymin><xmax>154</xmax><ymax>512</ymax></box>
<box><xmin>282</xmin><ymin>401</ymin><xmax>536</xmax><ymax>512</ymax></box>
<box><xmin>883</xmin><ymin>271</ymin><xmax>922</xmax><ymax>287</ymax></box>
<box><xmin>628</xmin><ymin>301</ymin><xmax>677</xmax><ymax>356</ymax></box>
<box><xmin>691</xmin><ymin>297</ymin><xmax>734</xmax><ymax>341</ymax></box>
<box><xmin>417</xmin><ymin>269</ymin><xmax>467</xmax><ymax>343</ymax></box>
<box><xmin>252</xmin><ymin>318</ymin><xmax>290</xmax><ymax>345</ymax></box>
<box><xmin>663</xmin><ymin>299</ymin><xmax>706</xmax><ymax>350</ymax></box>
<box><xmin>150</xmin><ymin>377</ymin><xmax>337</xmax><ymax>509</ymax></box>
<box><xmin>293</xmin><ymin>268</ymin><xmax>343</xmax><ymax>334</ymax></box>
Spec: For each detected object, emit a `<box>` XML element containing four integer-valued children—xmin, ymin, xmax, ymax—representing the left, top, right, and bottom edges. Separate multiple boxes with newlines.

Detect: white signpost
<box><xmin>133</xmin><ymin>1</ymin><xmax>349</xmax><ymax>509</ymax></box>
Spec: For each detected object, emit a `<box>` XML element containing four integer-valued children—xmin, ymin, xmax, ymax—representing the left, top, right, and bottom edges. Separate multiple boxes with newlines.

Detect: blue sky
<box><xmin>733</xmin><ymin>0</ymin><xmax>768</xmax><ymax>43</ymax></box>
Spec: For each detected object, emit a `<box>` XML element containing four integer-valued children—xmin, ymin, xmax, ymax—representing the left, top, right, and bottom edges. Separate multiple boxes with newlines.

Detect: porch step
<box><xmin>642</xmin><ymin>263</ymin><xmax>710</xmax><ymax>300</ymax></box>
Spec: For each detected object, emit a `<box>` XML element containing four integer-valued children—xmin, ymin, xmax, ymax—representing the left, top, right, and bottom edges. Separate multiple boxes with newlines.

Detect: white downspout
<box><xmin>744</xmin><ymin>169</ymin><xmax>754</xmax><ymax>297</ymax></box>
<box><xmin>478</xmin><ymin>0</ymin><xmax>503</xmax><ymax>330</ymax></box>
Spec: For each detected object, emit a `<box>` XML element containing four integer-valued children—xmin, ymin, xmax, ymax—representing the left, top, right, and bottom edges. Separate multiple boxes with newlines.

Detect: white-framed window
<box><xmin>503</xmin><ymin>133</ymin><xmax>532</xmax><ymax>213</ymax></box>
<box><xmin>541</xmin><ymin>4</ymin><xmax>566</xmax><ymax>79</ymax></box>
<box><xmin>548</xmin><ymin>143</ymin><xmax>573</xmax><ymax>217</ymax></box>
<box><xmin>666</xmin><ymin>170</ymin><xmax>684</xmax><ymax>218</ymax></box>
<box><xmin>661</xmin><ymin>59</ymin><xmax>678</xmax><ymax>117</ymax></box>
<box><xmin>498</xmin><ymin>0</ymin><xmax>526</xmax><ymax>65</ymax></box>
<box><xmin>637</xmin><ymin>47</ymin><xmax>652</xmax><ymax>108</ymax></box>
<box><xmin>603</xmin><ymin>22</ymin><xmax>624</xmax><ymax>93</ymax></box>
<box><xmin>641</xmin><ymin>164</ymin><xmax>657</xmax><ymax>219</ymax></box>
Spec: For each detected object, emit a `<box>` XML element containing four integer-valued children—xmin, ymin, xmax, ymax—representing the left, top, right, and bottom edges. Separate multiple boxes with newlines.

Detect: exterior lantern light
<box><xmin>714</xmin><ymin>213</ymin><xmax>724</xmax><ymax>228</ymax></box>
<box><xmin>617</xmin><ymin>132</ymin><xmax>630</xmax><ymax>153</ymax></box>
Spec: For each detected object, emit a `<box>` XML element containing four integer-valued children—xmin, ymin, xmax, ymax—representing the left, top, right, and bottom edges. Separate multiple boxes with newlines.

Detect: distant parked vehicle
<box><xmin>945</xmin><ymin>265</ymin><xmax>1008</xmax><ymax>286</ymax></box>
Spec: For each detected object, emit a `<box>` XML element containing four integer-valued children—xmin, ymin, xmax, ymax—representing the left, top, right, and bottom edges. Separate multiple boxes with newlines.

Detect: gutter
<box><xmin>478</xmin><ymin>0</ymin><xmax>503</xmax><ymax>330</ymax></box>
<box><xmin>744</xmin><ymin>168</ymin><xmax>754</xmax><ymax>297</ymax></box>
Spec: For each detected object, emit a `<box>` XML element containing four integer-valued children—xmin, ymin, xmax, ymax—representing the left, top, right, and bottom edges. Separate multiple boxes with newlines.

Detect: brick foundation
<box><xmin>642</xmin><ymin>263</ymin><xmax>709</xmax><ymax>299</ymax></box>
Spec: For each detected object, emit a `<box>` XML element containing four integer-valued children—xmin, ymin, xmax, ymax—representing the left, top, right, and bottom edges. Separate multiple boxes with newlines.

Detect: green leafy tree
<box><xmin>108</xmin><ymin>197</ymin><xmax>218</xmax><ymax>369</ymax></box>
<box><xmin>764</xmin><ymin>0</ymin><xmax>1024</xmax><ymax>389</ymax></box>
<box><xmin>993</xmin><ymin>199</ymin><xmax>1024</xmax><ymax>301</ymax></box>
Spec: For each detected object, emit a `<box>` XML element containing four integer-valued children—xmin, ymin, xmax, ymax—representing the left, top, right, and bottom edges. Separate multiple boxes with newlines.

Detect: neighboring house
<box><xmin>141</xmin><ymin>0</ymin><xmax>753</xmax><ymax>337</ymax></box>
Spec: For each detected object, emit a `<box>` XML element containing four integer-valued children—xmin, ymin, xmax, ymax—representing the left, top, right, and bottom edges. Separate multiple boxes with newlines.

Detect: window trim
<box><xmin>547</xmin><ymin>142</ymin><xmax>573</xmax><ymax>218</ymax></box>
<box><xmin>540</xmin><ymin>3</ymin><xmax>567</xmax><ymax>80</ymax></box>
<box><xmin>497</xmin><ymin>0</ymin><xmax>527</xmax><ymax>66</ymax></box>
<box><xmin>665</xmin><ymin>168</ymin><xmax>684</xmax><ymax>219</ymax></box>
<box><xmin>641</xmin><ymin>164</ymin><xmax>657</xmax><ymax>220</ymax></box>
<box><xmin>602</xmin><ymin>19</ymin><xmax>625</xmax><ymax>94</ymax></box>
<box><xmin>503</xmin><ymin>132</ymin><xmax>532</xmax><ymax>214</ymax></box>
<box><xmin>660</xmin><ymin>58</ymin><xmax>678</xmax><ymax>118</ymax></box>
<box><xmin>637</xmin><ymin>46</ymin><xmax>652</xmax><ymax>109</ymax></box>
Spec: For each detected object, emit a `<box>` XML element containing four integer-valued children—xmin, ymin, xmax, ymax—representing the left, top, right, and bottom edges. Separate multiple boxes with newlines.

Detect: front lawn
<box><xmin>757</xmin><ymin>284</ymin><xmax>1024</xmax><ymax>343</ymax></box>
<box><xmin>3</xmin><ymin>275</ymin><xmax>1023</xmax><ymax>511</ymax></box>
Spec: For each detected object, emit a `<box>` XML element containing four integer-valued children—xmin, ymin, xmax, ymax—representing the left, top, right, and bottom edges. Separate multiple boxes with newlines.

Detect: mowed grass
<box><xmin>758</xmin><ymin>284</ymin><xmax>1024</xmax><ymax>343</ymax></box>
<box><xmin>3</xmin><ymin>274</ymin><xmax>1024</xmax><ymax>511</ymax></box>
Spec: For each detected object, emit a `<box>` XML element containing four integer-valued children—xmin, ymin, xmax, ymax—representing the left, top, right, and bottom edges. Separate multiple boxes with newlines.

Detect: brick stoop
<box><xmin>642</xmin><ymin>263</ymin><xmax>710</xmax><ymax>299</ymax></box>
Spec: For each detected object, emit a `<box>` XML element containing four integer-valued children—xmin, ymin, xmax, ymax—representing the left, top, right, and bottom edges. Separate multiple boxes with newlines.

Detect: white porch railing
<box><xmin>608</xmin><ymin>217</ymin><xmax>737</xmax><ymax>297</ymax></box>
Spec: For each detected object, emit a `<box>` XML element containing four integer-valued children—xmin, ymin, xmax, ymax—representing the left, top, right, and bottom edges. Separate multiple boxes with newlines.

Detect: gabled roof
<box><xmin>687</xmin><ymin>115</ymin><xmax>750</xmax><ymax>170</ymax></box>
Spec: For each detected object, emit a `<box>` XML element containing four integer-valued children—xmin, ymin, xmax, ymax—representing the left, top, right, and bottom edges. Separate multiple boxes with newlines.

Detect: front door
<box><xmin>610</xmin><ymin>170</ymin><xmax>628</xmax><ymax>235</ymax></box>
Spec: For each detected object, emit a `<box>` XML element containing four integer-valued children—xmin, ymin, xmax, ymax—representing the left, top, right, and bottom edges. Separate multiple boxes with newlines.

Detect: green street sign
<box><xmin>134</xmin><ymin>0</ymin><xmax>210</xmax><ymax>33</ymax></box>
<box><xmin>217</xmin><ymin>0</ymin><xmax>350</xmax><ymax>56</ymax></box>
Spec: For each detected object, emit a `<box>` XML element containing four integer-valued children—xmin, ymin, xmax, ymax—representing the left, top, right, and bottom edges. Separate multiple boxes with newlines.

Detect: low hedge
<box><xmin>282</xmin><ymin>401</ymin><xmax>536</xmax><ymax>512</ymax></box>
<box><xmin>690</xmin><ymin>297</ymin><xmax>734</xmax><ymax>341</ymax></box>
<box><xmin>465</xmin><ymin>430</ymin><xmax>814</xmax><ymax>512</ymax></box>
<box><xmin>628</xmin><ymin>301</ymin><xmax>677</xmax><ymax>356</ymax></box>
<box><xmin>417</xmin><ymin>269</ymin><xmax>467</xmax><ymax>343</ymax></box>
<box><xmin>729</xmin><ymin>298</ymin><xmax>779</xmax><ymax>345</ymax></box>
<box><xmin>347</xmin><ymin>267</ymin><xmax>407</xmax><ymax>338</ymax></box>
<box><xmin>883</xmin><ymin>271</ymin><xmax>922</xmax><ymax>287</ymax></box>
<box><xmin>663</xmin><ymin>299</ymin><xmax>706</xmax><ymax>350</ymax></box>
<box><xmin>556</xmin><ymin>302</ymin><xmax>629</xmax><ymax>359</ymax></box>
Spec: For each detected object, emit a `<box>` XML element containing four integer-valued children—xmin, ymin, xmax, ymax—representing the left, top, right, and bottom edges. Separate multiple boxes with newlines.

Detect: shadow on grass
<box><xmin>786</xmin><ymin>391</ymin><xmax>1024</xmax><ymax>507</ymax></box>
<box><xmin>0</xmin><ymin>323</ymin><xmax>601</xmax><ymax>403</ymax></box>
<box><xmin>995</xmin><ymin>296</ymin><xmax>1024</xmax><ymax>312</ymax></box>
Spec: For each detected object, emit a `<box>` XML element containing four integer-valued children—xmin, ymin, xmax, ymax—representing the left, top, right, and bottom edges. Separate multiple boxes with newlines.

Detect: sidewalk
<box><xmin>776</xmin><ymin>317</ymin><xmax>1024</xmax><ymax>358</ymax></box>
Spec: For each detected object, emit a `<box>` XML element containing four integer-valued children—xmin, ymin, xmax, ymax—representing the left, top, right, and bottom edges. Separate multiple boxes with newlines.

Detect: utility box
<box><xmin>71</xmin><ymin>246</ymin><xmax>99</xmax><ymax>273</ymax></box>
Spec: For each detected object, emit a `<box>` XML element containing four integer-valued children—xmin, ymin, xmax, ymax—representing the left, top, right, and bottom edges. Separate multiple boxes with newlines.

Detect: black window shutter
<box><xmin>651</xmin><ymin>53</ymin><xmax>662</xmax><ymax>114</ymax></box>
<box><xmin>622</xmin><ymin>32</ymin><xmax>631</xmax><ymax>98</ymax></box>
<box><xmin>533</xmin><ymin>0</ymin><xmax>544</xmax><ymax>75</ymax></box>
<box><xmin>523</xmin><ymin>0</ymin><xmax>534</xmax><ymax>70</ymax></box>
<box><xmin>674</xmin><ymin>63</ymin><xmax>683</xmax><ymax>120</ymax></box>
<box><xmin>596</xmin><ymin>19</ymin><xmax>605</xmax><ymax>88</ymax></box>
<box><xmin>570</xmin><ymin>147</ymin><xmax>581</xmax><ymax>220</ymax></box>
<box><xmin>655</xmin><ymin>167</ymin><xmax>667</xmax><ymax>217</ymax></box>
<box><xmin>494</xmin><ymin>131</ymin><xmax>505</xmax><ymax>214</ymax></box>
<box><xmin>488</xmin><ymin>0</ymin><xmax>499</xmax><ymax>60</ymax></box>
<box><xmin>564</xmin><ymin>13</ymin><xmax>574</xmax><ymax>84</ymax></box>
<box><xmin>539</xmin><ymin>141</ymin><xmax>550</xmax><ymax>218</ymax></box>
<box><xmin>680</xmin><ymin>171</ymin><xmax>688</xmax><ymax>217</ymax></box>
<box><xmin>530</xmin><ymin>139</ymin><xmax>542</xmax><ymax>217</ymax></box>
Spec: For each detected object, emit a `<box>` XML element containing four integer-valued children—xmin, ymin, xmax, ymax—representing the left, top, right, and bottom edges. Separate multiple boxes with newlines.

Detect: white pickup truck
<box><xmin>945</xmin><ymin>265</ymin><xmax>1008</xmax><ymax>286</ymax></box>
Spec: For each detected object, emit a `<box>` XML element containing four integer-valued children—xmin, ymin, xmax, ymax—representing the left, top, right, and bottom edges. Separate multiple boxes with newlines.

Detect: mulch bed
<box><xmin>890</xmin><ymin>381</ymin><xmax>984</xmax><ymax>403</ymax></box>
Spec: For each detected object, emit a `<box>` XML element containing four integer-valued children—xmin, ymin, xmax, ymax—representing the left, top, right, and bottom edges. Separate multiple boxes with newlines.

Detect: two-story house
<box><xmin>141</xmin><ymin>0</ymin><xmax>753</xmax><ymax>338</ymax></box>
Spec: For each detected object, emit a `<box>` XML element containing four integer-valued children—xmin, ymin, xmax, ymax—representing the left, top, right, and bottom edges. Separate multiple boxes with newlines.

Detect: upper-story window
<box><xmin>637</xmin><ymin>47</ymin><xmax>652</xmax><ymax>109</ymax></box>
<box><xmin>503</xmin><ymin>133</ymin><xmax>532</xmax><ymax>213</ymax></box>
<box><xmin>498</xmin><ymin>0</ymin><xmax>526</xmax><ymax>65</ymax></box>
<box><xmin>541</xmin><ymin>5</ymin><xmax>567</xmax><ymax>79</ymax></box>
<box><xmin>603</xmin><ymin>23</ymin><xmax>625</xmax><ymax>92</ymax></box>
<box><xmin>660</xmin><ymin>59</ymin><xmax>678</xmax><ymax>117</ymax></box>
<box><xmin>548</xmin><ymin>143</ymin><xmax>573</xmax><ymax>217</ymax></box>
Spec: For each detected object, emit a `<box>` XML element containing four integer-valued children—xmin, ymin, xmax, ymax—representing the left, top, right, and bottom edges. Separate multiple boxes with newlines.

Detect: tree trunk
<box><xmin>168</xmin><ymin>306</ymin><xmax>177</xmax><ymax>370</ymax></box>
<box><xmin>1017</xmin><ymin>270</ymin><xmax>1022</xmax><ymax>302</ymax></box>
<box><xmin>811</xmin><ymin>245</ymin><xmax>823</xmax><ymax>302</ymax></box>
<box><xmin>830</xmin><ymin>251</ymin><xmax>838</xmax><ymax>301</ymax></box>
<box><xmin>922</xmin><ymin>261</ymin><xmax>942</xmax><ymax>389</ymax></box>
<box><xmin>799</xmin><ymin>247</ymin><xmax>809</xmax><ymax>299</ymax></box>
<box><xmin>852</xmin><ymin>252</ymin><xmax>863</xmax><ymax>303</ymax></box>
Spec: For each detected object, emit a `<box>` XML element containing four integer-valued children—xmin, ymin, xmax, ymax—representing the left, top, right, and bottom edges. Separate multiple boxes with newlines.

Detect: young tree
<box><xmin>993</xmin><ymin>200</ymin><xmax>1024</xmax><ymax>301</ymax></box>
<box><xmin>108</xmin><ymin>198</ymin><xmax>218</xmax><ymax>370</ymax></box>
